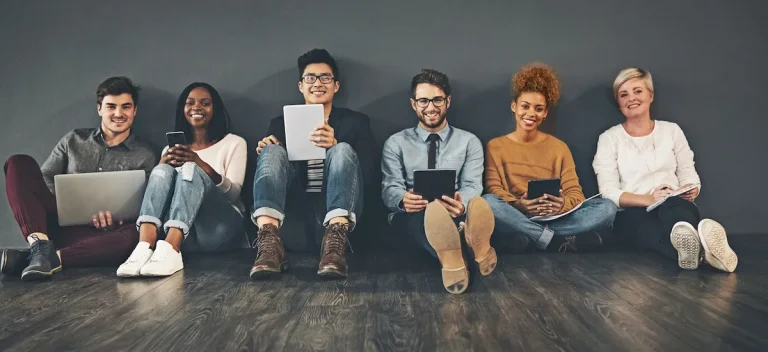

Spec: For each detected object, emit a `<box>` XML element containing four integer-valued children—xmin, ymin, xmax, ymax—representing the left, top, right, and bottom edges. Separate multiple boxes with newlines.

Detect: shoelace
<box><xmin>324</xmin><ymin>224</ymin><xmax>351</xmax><ymax>256</ymax></box>
<box><xmin>148</xmin><ymin>248</ymin><xmax>168</xmax><ymax>263</ymax></box>
<box><xmin>127</xmin><ymin>248</ymin><xmax>149</xmax><ymax>263</ymax></box>
<box><xmin>254</xmin><ymin>230</ymin><xmax>279</xmax><ymax>258</ymax></box>
<box><xmin>558</xmin><ymin>236</ymin><xmax>578</xmax><ymax>253</ymax></box>
<box><xmin>27</xmin><ymin>234</ymin><xmax>49</xmax><ymax>261</ymax></box>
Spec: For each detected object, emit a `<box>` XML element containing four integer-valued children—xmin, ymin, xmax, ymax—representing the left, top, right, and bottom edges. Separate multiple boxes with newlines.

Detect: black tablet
<box><xmin>527</xmin><ymin>178</ymin><xmax>561</xmax><ymax>199</ymax></box>
<box><xmin>414</xmin><ymin>169</ymin><xmax>457</xmax><ymax>202</ymax></box>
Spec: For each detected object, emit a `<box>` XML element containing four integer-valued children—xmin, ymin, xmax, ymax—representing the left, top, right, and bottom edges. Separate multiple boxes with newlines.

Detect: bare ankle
<box><xmin>27</xmin><ymin>233</ymin><xmax>49</xmax><ymax>245</ymax></box>
<box><xmin>256</xmin><ymin>216</ymin><xmax>280</xmax><ymax>230</ymax></box>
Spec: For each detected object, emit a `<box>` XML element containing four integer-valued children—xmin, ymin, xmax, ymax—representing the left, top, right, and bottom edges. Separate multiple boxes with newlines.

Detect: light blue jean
<box><xmin>251</xmin><ymin>143</ymin><xmax>363</xmax><ymax>251</ymax></box>
<box><xmin>482</xmin><ymin>194</ymin><xmax>617</xmax><ymax>250</ymax></box>
<box><xmin>137</xmin><ymin>163</ymin><xmax>245</xmax><ymax>253</ymax></box>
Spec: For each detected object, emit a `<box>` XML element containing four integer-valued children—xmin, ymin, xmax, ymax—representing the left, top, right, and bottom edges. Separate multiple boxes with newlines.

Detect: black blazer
<box><xmin>264</xmin><ymin>106</ymin><xmax>376</xmax><ymax>190</ymax></box>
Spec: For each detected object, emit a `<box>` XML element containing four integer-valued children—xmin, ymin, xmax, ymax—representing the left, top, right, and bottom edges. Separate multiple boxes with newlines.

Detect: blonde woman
<box><xmin>593</xmin><ymin>68</ymin><xmax>737</xmax><ymax>272</ymax></box>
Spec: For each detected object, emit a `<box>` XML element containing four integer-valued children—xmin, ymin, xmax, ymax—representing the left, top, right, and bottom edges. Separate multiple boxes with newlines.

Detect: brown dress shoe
<box><xmin>424</xmin><ymin>202</ymin><xmax>469</xmax><ymax>294</ymax></box>
<box><xmin>464</xmin><ymin>197</ymin><xmax>497</xmax><ymax>276</ymax></box>
<box><xmin>250</xmin><ymin>224</ymin><xmax>288</xmax><ymax>280</ymax></box>
<box><xmin>317</xmin><ymin>223</ymin><xmax>350</xmax><ymax>278</ymax></box>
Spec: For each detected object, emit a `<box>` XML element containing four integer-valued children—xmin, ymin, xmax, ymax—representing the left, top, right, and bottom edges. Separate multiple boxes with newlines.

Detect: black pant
<box><xmin>391</xmin><ymin>211</ymin><xmax>463</xmax><ymax>259</ymax></box>
<box><xmin>614</xmin><ymin>197</ymin><xmax>701</xmax><ymax>261</ymax></box>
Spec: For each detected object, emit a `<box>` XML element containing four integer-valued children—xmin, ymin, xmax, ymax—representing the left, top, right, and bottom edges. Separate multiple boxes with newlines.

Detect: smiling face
<box><xmin>616</xmin><ymin>77</ymin><xmax>654</xmax><ymax>119</ymax></box>
<box><xmin>298</xmin><ymin>63</ymin><xmax>340</xmax><ymax>105</ymax></box>
<box><xmin>184</xmin><ymin>87</ymin><xmax>214</xmax><ymax>129</ymax></box>
<box><xmin>411</xmin><ymin>83</ymin><xmax>451</xmax><ymax>131</ymax></box>
<box><xmin>511</xmin><ymin>92</ymin><xmax>548</xmax><ymax>132</ymax></box>
<box><xmin>97</xmin><ymin>93</ymin><xmax>136</xmax><ymax>134</ymax></box>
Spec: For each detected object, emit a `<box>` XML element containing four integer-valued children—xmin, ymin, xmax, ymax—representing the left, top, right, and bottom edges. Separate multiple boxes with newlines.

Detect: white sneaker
<box><xmin>117</xmin><ymin>242</ymin><xmax>154</xmax><ymax>277</ymax></box>
<box><xmin>670</xmin><ymin>222</ymin><xmax>701</xmax><ymax>270</ymax></box>
<box><xmin>698</xmin><ymin>219</ymin><xmax>738</xmax><ymax>273</ymax></box>
<box><xmin>139</xmin><ymin>240</ymin><xmax>184</xmax><ymax>277</ymax></box>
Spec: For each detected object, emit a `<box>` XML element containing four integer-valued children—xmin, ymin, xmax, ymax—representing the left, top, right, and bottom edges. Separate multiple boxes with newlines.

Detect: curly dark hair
<box><xmin>411</xmin><ymin>69</ymin><xmax>451</xmax><ymax>97</ymax></box>
<box><xmin>512</xmin><ymin>62</ymin><xmax>561</xmax><ymax>107</ymax></box>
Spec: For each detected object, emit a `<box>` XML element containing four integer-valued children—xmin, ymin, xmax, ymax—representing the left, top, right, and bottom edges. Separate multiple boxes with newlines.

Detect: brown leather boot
<box><xmin>317</xmin><ymin>222</ymin><xmax>350</xmax><ymax>278</ymax></box>
<box><xmin>250</xmin><ymin>224</ymin><xmax>288</xmax><ymax>280</ymax></box>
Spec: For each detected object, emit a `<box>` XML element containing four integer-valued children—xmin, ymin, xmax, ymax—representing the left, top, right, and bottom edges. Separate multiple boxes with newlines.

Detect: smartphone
<box><xmin>527</xmin><ymin>178</ymin><xmax>561</xmax><ymax>199</ymax></box>
<box><xmin>166</xmin><ymin>131</ymin><xmax>187</xmax><ymax>148</ymax></box>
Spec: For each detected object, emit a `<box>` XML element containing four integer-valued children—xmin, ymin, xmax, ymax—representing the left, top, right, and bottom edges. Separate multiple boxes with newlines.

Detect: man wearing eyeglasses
<box><xmin>250</xmin><ymin>48</ymin><xmax>375</xmax><ymax>280</ymax></box>
<box><xmin>381</xmin><ymin>69</ymin><xmax>496</xmax><ymax>294</ymax></box>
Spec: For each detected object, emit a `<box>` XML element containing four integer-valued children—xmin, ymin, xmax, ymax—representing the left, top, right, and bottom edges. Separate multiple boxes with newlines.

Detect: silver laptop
<box><xmin>54</xmin><ymin>170</ymin><xmax>147</xmax><ymax>226</ymax></box>
<box><xmin>283</xmin><ymin>104</ymin><xmax>326</xmax><ymax>161</ymax></box>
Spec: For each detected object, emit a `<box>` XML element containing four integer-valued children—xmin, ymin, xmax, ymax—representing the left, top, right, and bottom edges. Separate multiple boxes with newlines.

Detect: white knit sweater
<box><xmin>593</xmin><ymin>120</ymin><xmax>701</xmax><ymax>208</ymax></box>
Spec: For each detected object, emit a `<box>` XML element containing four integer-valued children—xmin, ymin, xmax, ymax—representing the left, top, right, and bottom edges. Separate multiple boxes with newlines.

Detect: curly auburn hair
<box><xmin>511</xmin><ymin>62</ymin><xmax>561</xmax><ymax>107</ymax></box>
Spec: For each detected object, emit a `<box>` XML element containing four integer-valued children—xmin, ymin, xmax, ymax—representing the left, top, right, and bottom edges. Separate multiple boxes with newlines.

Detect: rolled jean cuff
<box><xmin>136</xmin><ymin>215</ymin><xmax>162</xmax><ymax>231</ymax></box>
<box><xmin>164</xmin><ymin>220</ymin><xmax>191</xmax><ymax>236</ymax></box>
<box><xmin>323</xmin><ymin>208</ymin><xmax>357</xmax><ymax>231</ymax></box>
<box><xmin>536</xmin><ymin>226</ymin><xmax>554</xmax><ymax>250</ymax></box>
<box><xmin>251</xmin><ymin>207</ymin><xmax>286</xmax><ymax>227</ymax></box>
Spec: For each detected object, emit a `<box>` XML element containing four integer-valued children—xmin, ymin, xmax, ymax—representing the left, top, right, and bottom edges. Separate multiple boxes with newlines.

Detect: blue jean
<box><xmin>483</xmin><ymin>194</ymin><xmax>617</xmax><ymax>250</ymax></box>
<box><xmin>251</xmin><ymin>143</ymin><xmax>363</xmax><ymax>251</ymax></box>
<box><xmin>137</xmin><ymin>163</ymin><xmax>245</xmax><ymax>253</ymax></box>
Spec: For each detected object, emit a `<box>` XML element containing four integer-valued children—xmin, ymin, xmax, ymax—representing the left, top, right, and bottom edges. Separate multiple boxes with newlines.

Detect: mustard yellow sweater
<box><xmin>485</xmin><ymin>134</ymin><xmax>585</xmax><ymax>214</ymax></box>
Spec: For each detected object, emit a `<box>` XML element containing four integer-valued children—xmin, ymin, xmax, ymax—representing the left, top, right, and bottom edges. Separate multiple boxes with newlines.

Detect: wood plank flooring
<box><xmin>1</xmin><ymin>235</ymin><xmax>766</xmax><ymax>352</ymax></box>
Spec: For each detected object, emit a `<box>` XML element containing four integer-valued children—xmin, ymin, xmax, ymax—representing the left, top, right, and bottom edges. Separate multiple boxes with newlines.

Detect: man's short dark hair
<box><xmin>410</xmin><ymin>69</ymin><xmax>451</xmax><ymax>97</ymax></box>
<box><xmin>96</xmin><ymin>76</ymin><xmax>140</xmax><ymax>106</ymax></box>
<box><xmin>297</xmin><ymin>49</ymin><xmax>340</xmax><ymax>82</ymax></box>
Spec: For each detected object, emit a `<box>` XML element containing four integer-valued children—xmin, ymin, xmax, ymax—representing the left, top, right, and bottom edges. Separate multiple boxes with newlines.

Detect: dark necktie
<box><xmin>427</xmin><ymin>133</ymin><xmax>440</xmax><ymax>169</ymax></box>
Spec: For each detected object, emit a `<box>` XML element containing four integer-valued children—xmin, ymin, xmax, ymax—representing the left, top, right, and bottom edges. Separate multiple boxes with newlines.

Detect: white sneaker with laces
<box><xmin>698</xmin><ymin>219</ymin><xmax>738</xmax><ymax>273</ymax></box>
<box><xmin>117</xmin><ymin>242</ymin><xmax>153</xmax><ymax>277</ymax></box>
<box><xmin>139</xmin><ymin>240</ymin><xmax>184</xmax><ymax>277</ymax></box>
<box><xmin>670</xmin><ymin>222</ymin><xmax>701</xmax><ymax>270</ymax></box>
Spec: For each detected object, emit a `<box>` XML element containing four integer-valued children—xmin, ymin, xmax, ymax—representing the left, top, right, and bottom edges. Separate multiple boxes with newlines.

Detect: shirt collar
<box><xmin>93</xmin><ymin>126</ymin><xmax>135</xmax><ymax>150</ymax></box>
<box><xmin>415</xmin><ymin>123</ymin><xmax>451</xmax><ymax>142</ymax></box>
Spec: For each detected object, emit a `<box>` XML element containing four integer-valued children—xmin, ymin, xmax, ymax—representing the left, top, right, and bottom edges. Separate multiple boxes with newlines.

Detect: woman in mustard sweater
<box><xmin>482</xmin><ymin>63</ymin><xmax>616</xmax><ymax>252</ymax></box>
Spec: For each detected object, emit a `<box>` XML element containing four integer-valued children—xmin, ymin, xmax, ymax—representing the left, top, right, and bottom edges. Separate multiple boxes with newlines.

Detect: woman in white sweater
<box><xmin>593</xmin><ymin>68</ymin><xmax>737</xmax><ymax>272</ymax></box>
<box><xmin>117</xmin><ymin>83</ymin><xmax>248</xmax><ymax>277</ymax></box>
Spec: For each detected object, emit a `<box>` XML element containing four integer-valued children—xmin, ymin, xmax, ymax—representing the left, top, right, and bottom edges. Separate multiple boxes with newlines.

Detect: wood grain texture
<box><xmin>0</xmin><ymin>235</ymin><xmax>766</xmax><ymax>351</ymax></box>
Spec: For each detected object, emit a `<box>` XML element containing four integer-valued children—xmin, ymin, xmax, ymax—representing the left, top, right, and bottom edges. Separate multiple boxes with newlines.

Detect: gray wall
<box><xmin>1</xmin><ymin>0</ymin><xmax>766</xmax><ymax>248</ymax></box>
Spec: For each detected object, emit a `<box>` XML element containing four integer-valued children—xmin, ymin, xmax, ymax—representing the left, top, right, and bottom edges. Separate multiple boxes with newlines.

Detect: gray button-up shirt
<box><xmin>381</xmin><ymin>124</ymin><xmax>484</xmax><ymax>221</ymax></box>
<box><xmin>41</xmin><ymin>128</ymin><xmax>158</xmax><ymax>193</ymax></box>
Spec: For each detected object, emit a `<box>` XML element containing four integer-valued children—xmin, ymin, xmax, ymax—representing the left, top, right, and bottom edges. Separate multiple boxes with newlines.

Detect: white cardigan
<box><xmin>162</xmin><ymin>133</ymin><xmax>248</xmax><ymax>213</ymax></box>
<box><xmin>592</xmin><ymin>120</ymin><xmax>701</xmax><ymax>208</ymax></box>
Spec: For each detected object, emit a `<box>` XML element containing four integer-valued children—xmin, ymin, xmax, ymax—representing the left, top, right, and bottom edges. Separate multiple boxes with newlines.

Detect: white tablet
<box><xmin>283</xmin><ymin>104</ymin><xmax>326</xmax><ymax>161</ymax></box>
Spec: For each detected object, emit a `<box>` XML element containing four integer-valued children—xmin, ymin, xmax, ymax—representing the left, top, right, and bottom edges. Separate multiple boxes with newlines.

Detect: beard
<box><xmin>418</xmin><ymin>109</ymin><xmax>447</xmax><ymax>129</ymax></box>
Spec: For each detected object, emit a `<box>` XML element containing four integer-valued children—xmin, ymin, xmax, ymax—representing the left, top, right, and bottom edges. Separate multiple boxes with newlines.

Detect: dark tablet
<box><xmin>527</xmin><ymin>178</ymin><xmax>561</xmax><ymax>199</ymax></box>
<box><xmin>414</xmin><ymin>169</ymin><xmax>457</xmax><ymax>202</ymax></box>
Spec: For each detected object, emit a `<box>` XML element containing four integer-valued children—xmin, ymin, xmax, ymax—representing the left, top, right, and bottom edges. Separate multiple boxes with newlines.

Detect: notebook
<box><xmin>646</xmin><ymin>184</ymin><xmax>700</xmax><ymax>212</ymax></box>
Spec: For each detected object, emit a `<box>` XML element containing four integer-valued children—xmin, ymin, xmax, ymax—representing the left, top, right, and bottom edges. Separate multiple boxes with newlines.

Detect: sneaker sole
<box><xmin>424</xmin><ymin>202</ymin><xmax>468</xmax><ymax>294</ymax></box>
<box><xmin>464</xmin><ymin>197</ymin><xmax>497</xmax><ymax>276</ymax></box>
<box><xmin>21</xmin><ymin>265</ymin><xmax>62</xmax><ymax>281</ymax></box>
<box><xmin>250</xmin><ymin>262</ymin><xmax>289</xmax><ymax>280</ymax></box>
<box><xmin>670</xmin><ymin>222</ymin><xmax>700</xmax><ymax>270</ymax></box>
<box><xmin>1</xmin><ymin>249</ymin><xmax>8</xmax><ymax>275</ymax></box>
<box><xmin>698</xmin><ymin>219</ymin><xmax>738</xmax><ymax>273</ymax></box>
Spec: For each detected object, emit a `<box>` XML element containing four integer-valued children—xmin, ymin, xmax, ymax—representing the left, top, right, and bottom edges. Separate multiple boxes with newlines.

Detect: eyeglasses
<box><xmin>302</xmin><ymin>74</ymin><xmax>335</xmax><ymax>84</ymax></box>
<box><xmin>414</xmin><ymin>96</ymin><xmax>447</xmax><ymax>108</ymax></box>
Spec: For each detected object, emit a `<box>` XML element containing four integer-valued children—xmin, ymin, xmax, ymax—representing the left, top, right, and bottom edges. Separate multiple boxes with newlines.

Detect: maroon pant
<box><xmin>4</xmin><ymin>155</ymin><xmax>138</xmax><ymax>267</ymax></box>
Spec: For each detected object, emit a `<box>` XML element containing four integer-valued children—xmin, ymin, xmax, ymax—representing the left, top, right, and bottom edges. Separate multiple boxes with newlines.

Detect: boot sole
<box><xmin>698</xmin><ymin>219</ymin><xmax>738</xmax><ymax>273</ymax></box>
<box><xmin>317</xmin><ymin>267</ymin><xmax>347</xmax><ymax>279</ymax></box>
<box><xmin>21</xmin><ymin>265</ymin><xmax>62</xmax><ymax>281</ymax></box>
<box><xmin>670</xmin><ymin>222</ymin><xmax>700</xmax><ymax>270</ymax></box>
<box><xmin>464</xmin><ymin>198</ymin><xmax>497</xmax><ymax>276</ymax></box>
<box><xmin>250</xmin><ymin>262</ymin><xmax>289</xmax><ymax>280</ymax></box>
<box><xmin>424</xmin><ymin>202</ymin><xmax>468</xmax><ymax>294</ymax></box>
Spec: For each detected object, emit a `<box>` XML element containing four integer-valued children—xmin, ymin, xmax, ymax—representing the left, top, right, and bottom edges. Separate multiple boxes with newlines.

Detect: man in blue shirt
<box><xmin>381</xmin><ymin>69</ymin><xmax>496</xmax><ymax>294</ymax></box>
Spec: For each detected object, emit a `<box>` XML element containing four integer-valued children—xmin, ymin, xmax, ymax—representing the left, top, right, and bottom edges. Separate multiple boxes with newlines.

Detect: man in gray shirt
<box><xmin>1</xmin><ymin>77</ymin><xmax>157</xmax><ymax>281</ymax></box>
<box><xmin>381</xmin><ymin>69</ymin><xmax>496</xmax><ymax>294</ymax></box>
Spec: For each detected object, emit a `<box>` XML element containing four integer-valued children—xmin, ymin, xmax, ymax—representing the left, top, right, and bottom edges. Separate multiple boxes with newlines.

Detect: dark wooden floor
<box><xmin>1</xmin><ymin>235</ymin><xmax>767</xmax><ymax>352</ymax></box>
